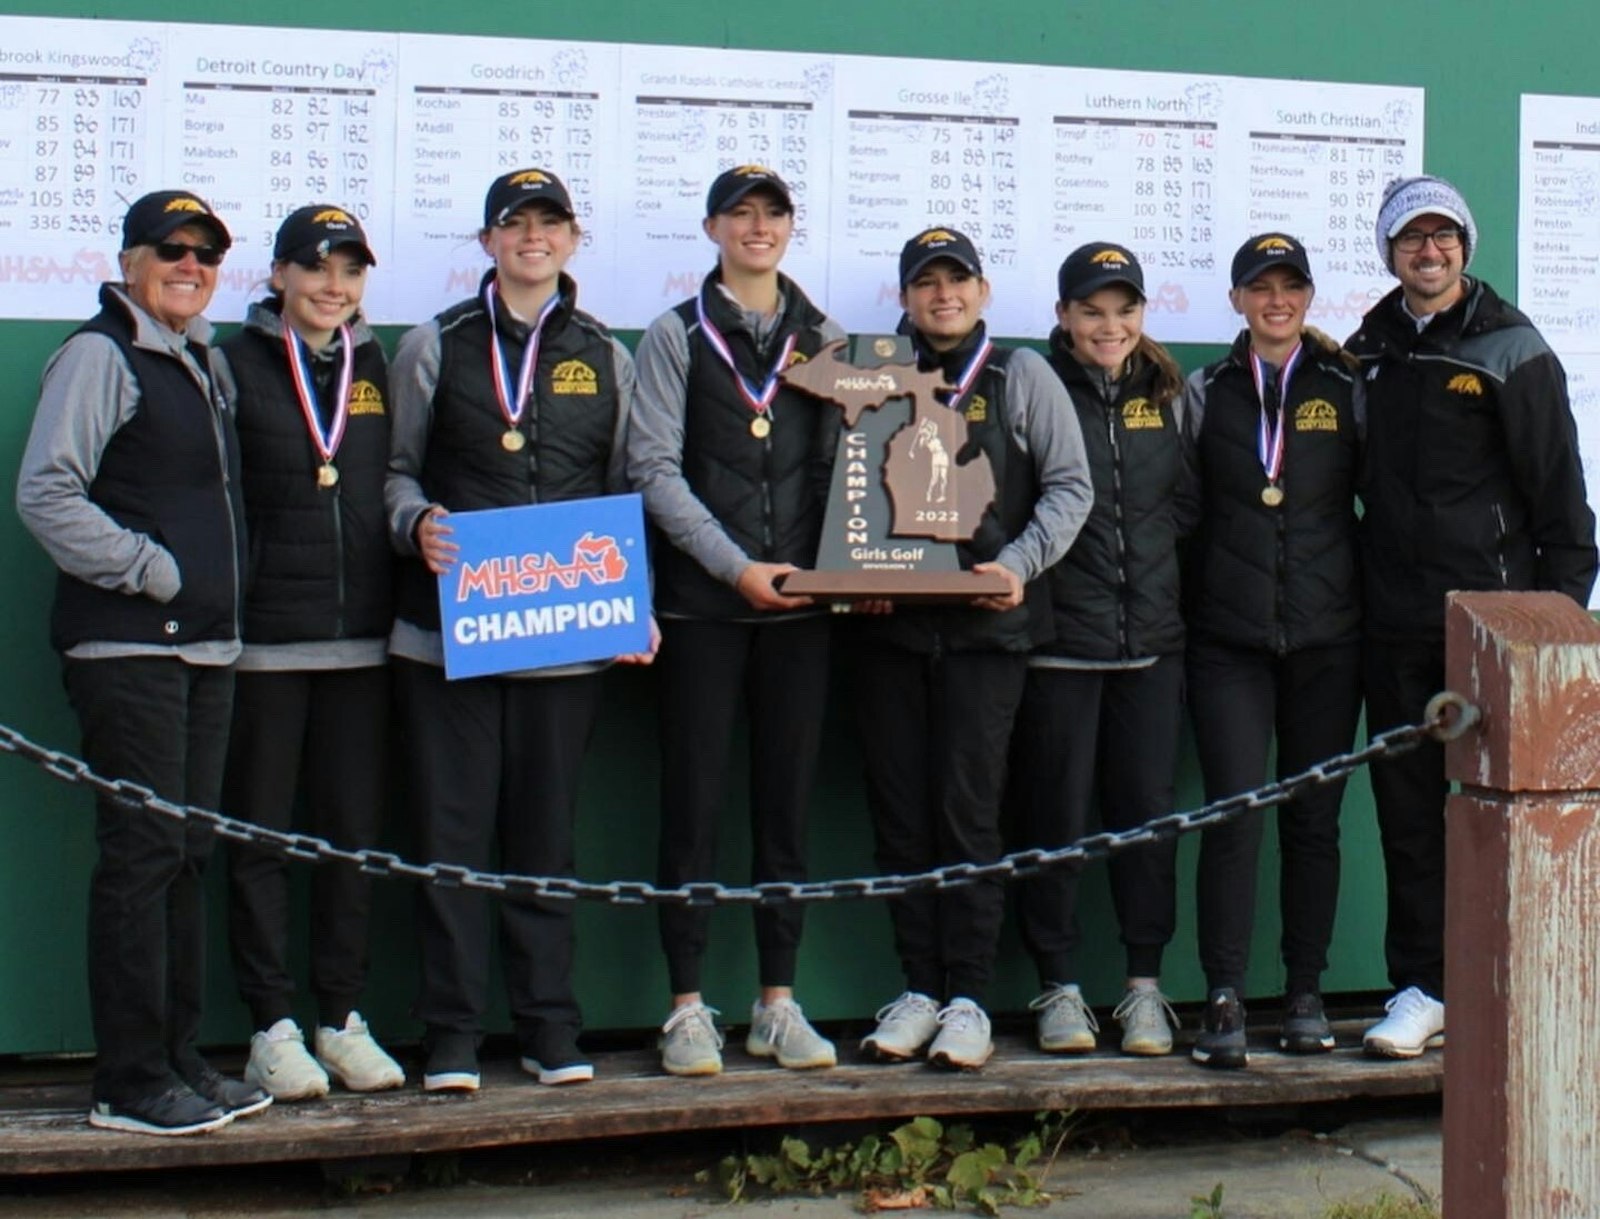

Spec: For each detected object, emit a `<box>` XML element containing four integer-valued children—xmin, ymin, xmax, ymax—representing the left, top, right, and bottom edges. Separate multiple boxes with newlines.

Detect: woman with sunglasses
<box><xmin>1183</xmin><ymin>234</ymin><xmax>1363</xmax><ymax>1069</ymax></box>
<box><xmin>212</xmin><ymin>205</ymin><xmax>404</xmax><ymax>1102</ymax></box>
<box><xmin>386</xmin><ymin>168</ymin><xmax>648</xmax><ymax>1094</ymax></box>
<box><xmin>1007</xmin><ymin>242</ymin><xmax>1194</xmax><ymax>1060</ymax></box>
<box><xmin>17</xmin><ymin>191</ymin><xmax>269</xmax><ymax>1135</ymax></box>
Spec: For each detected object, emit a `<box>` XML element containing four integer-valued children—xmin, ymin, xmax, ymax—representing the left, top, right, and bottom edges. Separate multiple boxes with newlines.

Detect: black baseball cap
<box><xmin>899</xmin><ymin>228</ymin><xmax>983</xmax><ymax>288</ymax></box>
<box><xmin>483</xmin><ymin>168</ymin><xmax>575</xmax><ymax>228</ymax></box>
<box><xmin>705</xmin><ymin>165</ymin><xmax>794</xmax><ymax>217</ymax></box>
<box><xmin>121</xmin><ymin>190</ymin><xmax>231</xmax><ymax>251</ymax></box>
<box><xmin>1231</xmin><ymin>232</ymin><xmax>1313</xmax><ymax>288</ymax></box>
<box><xmin>274</xmin><ymin>204</ymin><xmax>376</xmax><ymax>267</ymax></box>
<box><xmin>1057</xmin><ymin>242</ymin><xmax>1143</xmax><ymax>302</ymax></box>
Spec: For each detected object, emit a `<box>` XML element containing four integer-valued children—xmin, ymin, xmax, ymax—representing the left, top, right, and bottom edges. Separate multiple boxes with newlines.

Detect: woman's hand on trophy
<box><xmin>969</xmin><ymin>561</ymin><xmax>1023</xmax><ymax>612</ymax></box>
<box><xmin>737</xmin><ymin>561</ymin><xmax>815</xmax><ymax>611</ymax></box>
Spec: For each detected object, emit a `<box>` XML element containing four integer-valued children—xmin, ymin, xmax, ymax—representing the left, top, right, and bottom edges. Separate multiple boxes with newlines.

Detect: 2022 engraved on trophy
<box><xmin>777</xmin><ymin>334</ymin><xmax>1009</xmax><ymax>602</ymax></box>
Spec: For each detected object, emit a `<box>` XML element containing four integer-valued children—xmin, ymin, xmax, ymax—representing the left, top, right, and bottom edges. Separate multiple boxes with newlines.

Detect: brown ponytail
<box><xmin>1134</xmin><ymin>334</ymin><xmax>1185</xmax><ymax>408</ymax></box>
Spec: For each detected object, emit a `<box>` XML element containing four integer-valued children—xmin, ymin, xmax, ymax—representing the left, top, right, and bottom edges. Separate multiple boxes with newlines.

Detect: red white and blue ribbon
<box><xmin>283</xmin><ymin>322</ymin><xmax>354</xmax><ymax>469</ymax></box>
<box><xmin>695</xmin><ymin>289</ymin><xmax>797</xmax><ymax>423</ymax></box>
<box><xmin>1250</xmin><ymin>341</ymin><xmax>1302</xmax><ymax>485</ymax></box>
<box><xmin>485</xmin><ymin>280</ymin><xmax>562</xmax><ymax>436</ymax></box>
<box><xmin>943</xmin><ymin>336</ymin><xmax>993</xmax><ymax>410</ymax></box>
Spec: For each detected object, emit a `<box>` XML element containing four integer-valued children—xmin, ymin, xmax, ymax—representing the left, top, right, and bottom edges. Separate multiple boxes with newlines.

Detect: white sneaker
<box><xmin>927</xmin><ymin>998</ymin><xmax>993</xmax><ymax>1070</ymax></box>
<box><xmin>745</xmin><ymin>998</ymin><xmax>837</xmax><ymax>1069</ymax></box>
<box><xmin>1363</xmin><ymin>987</ymin><xmax>1445</xmax><ymax>1058</ymax></box>
<box><xmin>1030</xmin><ymin>983</ymin><xmax>1099</xmax><ymax>1053</ymax></box>
<box><xmin>660</xmin><ymin>1002</ymin><xmax>724</xmax><ymax>1077</ymax></box>
<box><xmin>315</xmin><ymin>1012</ymin><xmax>406</xmax><ymax>1092</ymax></box>
<box><xmin>245</xmin><ymin>1018</ymin><xmax>330</xmax><ymax>1101</ymax></box>
<box><xmin>860</xmin><ymin>992</ymin><xmax>941</xmax><ymax>1061</ymax></box>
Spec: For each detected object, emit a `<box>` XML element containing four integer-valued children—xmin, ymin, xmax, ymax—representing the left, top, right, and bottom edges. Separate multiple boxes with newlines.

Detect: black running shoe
<box><xmin>1191</xmin><ymin>987</ymin><xmax>1249</xmax><ymax>1069</ymax></box>
<box><xmin>88</xmin><ymin>1083</ymin><xmax>232</xmax><ymax>1136</ymax></box>
<box><xmin>187</xmin><ymin>1064</ymin><xmax>273</xmax><ymax>1118</ymax></box>
<box><xmin>1280</xmin><ymin>991</ymin><xmax>1336</xmax><ymax>1053</ymax></box>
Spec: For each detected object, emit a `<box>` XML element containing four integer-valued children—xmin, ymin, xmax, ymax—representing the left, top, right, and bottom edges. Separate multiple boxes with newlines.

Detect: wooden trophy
<box><xmin>778</xmin><ymin>334</ymin><xmax>1010</xmax><ymax>602</ymax></box>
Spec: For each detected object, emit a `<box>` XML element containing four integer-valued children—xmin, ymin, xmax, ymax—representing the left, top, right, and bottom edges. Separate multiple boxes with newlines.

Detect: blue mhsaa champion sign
<box><xmin>438</xmin><ymin>494</ymin><xmax>651</xmax><ymax>680</ymax></box>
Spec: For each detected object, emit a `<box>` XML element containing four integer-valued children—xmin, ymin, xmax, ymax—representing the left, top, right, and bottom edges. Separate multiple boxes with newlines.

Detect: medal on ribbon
<box><xmin>1251</xmin><ymin>342</ymin><xmax>1301</xmax><ymax>508</ymax></box>
<box><xmin>486</xmin><ymin>280</ymin><xmax>561</xmax><ymax>453</ymax></box>
<box><xmin>696</xmin><ymin>289</ymin><xmax>797</xmax><ymax>439</ymax></box>
<box><xmin>283</xmin><ymin>322</ymin><xmax>354</xmax><ymax>489</ymax></box>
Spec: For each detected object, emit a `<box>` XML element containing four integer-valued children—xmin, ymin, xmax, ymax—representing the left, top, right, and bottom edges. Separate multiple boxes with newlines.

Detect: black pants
<box><xmin>1009</xmin><ymin>655</ymin><xmax>1184</xmax><ymax>985</ymax></box>
<box><xmin>1189</xmin><ymin>640</ymin><xmax>1362</xmax><ymax>997</ymax></box>
<box><xmin>63</xmin><ymin>656</ymin><xmax>232</xmax><ymax>1105</ymax></box>
<box><xmin>395</xmin><ymin>658</ymin><xmax>603</xmax><ymax>1042</ymax></box>
<box><xmin>655</xmin><ymin>616</ymin><xmax>831</xmax><ymax>995</ymax></box>
<box><xmin>856</xmin><ymin>644</ymin><xmax>1025</xmax><ymax>1007</ymax></box>
<box><xmin>222</xmin><ymin>666</ymin><xmax>389</xmax><ymax>1031</ymax></box>
<box><xmin>1363</xmin><ymin>639</ymin><xmax>1447</xmax><ymax>998</ymax></box>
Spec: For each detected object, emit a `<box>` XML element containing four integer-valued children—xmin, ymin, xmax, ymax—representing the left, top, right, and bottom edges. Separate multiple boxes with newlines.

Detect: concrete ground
<box><xmin>0</xmin><ymin>1103</ymin><xmax>1441</xmax><ymax>1218</ymax></box>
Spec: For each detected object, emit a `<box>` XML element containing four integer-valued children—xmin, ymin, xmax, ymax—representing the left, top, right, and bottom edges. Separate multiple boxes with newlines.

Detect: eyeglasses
<box><xmin>1392</xmin><ymin>227</ymin><xmax>1463</xmax><ymax>253</ymax></box>
<box><xmin>150</xmin><ymin>241</ymin><xmax>225</xmax><ymax>267</ymax></box>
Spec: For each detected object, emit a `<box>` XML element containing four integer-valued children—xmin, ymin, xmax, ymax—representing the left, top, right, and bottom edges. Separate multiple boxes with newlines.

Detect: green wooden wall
<box><xmin>0</xmin><ymin>0</ymin><xmax>1582</xmax><ymax>1053</ymax></box>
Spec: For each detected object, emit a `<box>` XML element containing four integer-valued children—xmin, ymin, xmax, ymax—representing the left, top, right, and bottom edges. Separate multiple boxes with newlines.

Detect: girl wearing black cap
<box><xmin>1182</xmin><ymin>233</ymin><xmax>1363</xmax><ymax>1068</ymax></box>
<box><xmin>853</xmin><ymin>227</ymin><xmax>1091</xmax><ymax>1071</ymax></box>
<box><xmin>387</xmin><ymin>168</ymin><xmax>646</xmax><ymax>1093</ymax></box>
<box><xmin>628</xmin><ymin>165</ymin><xmax>844</xmax><ymax>1078</ymax></box>
<box><xmin>213</xmin><ymin>205</ymin><xmax>404</xmax><ymax>1101</ymax></box>
<box><xmin>1007</xmin><ymin>241</ymin><xmax>1193</xmax><ymax>1060</ymax></box>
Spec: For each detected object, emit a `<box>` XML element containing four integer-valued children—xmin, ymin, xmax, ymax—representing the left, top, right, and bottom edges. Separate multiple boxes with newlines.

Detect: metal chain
<box><xmin>0</xmin><ymin>692</ymin><xmax>1476</xmax><ymax>907</ymax></box>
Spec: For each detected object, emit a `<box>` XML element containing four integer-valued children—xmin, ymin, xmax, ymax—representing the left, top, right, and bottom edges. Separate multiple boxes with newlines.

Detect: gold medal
<box><xmin>750</xmin><ymin>415</ymin><xmax>772</xmax><ymax>439</ymax></box>
<box><xmin>1261</xmin><ymin>484</ymin><xmax>1285</xmax><ymax>507</ymax></box>
<box><xmin>317</xmin><ymin>462</ymin><xmax>339</xmax><ymax>488</ymax></box>
<box><xmin>502</xmin><ymin>429</ymin><xmax>527</xmax><ymax>452</ymax></box>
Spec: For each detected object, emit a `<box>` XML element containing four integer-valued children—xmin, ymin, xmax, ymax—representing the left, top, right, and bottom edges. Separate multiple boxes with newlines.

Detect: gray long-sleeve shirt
<box><xmin>15</xmin><ymin>284</ymin><xmax>240</xmax><ymax>663</ymax></box>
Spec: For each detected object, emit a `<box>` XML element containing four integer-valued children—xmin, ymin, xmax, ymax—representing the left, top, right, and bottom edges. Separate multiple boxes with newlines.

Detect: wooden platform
<box><xmin>0</xmin><ymin>1020</ymin><xmax>1441</xmax><ymax>1176</ymax></box>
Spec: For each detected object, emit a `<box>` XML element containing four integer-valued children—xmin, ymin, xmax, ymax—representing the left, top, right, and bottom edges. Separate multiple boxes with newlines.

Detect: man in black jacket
<box><xmin>1348</xmin><ymin>175</ymin><xmax>1597</xmax><ymax>1057</ymax></box>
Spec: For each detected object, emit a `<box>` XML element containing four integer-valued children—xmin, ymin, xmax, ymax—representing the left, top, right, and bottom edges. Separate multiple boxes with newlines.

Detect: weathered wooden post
<box><xmin>1443</xmin><ymin>590</ymin><xmax>1600</xmax><ymax>1219</ymax></box>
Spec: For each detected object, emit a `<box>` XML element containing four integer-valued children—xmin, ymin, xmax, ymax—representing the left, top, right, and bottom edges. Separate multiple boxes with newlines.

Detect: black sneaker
<box><xmin>88</xmin><ymin>1083</ymin><xmax>232</xmax><ymax>1136</ymax></box>
<box><xmin>519</xmin><ymin>1026</ymin><xmax>595</xmax><ymax>1086</ymax></box>
<box><xmin>186</xmin><ymin>1064</ymin><xmax>273</xmax><ymax>1118</ymax></box>
<box><xmin>423</xmin><ymin>1032</ymin><xmax>481</xmax><ymax>1093</ymax></box>
<box><xmin>1191</xmin><ymin>987</ymin><xmax>1249</xmax><ymax>1069</ymax></box>
<box><xmin>1280</xmin><ymin>991</ymin><xmax>1336</xmax><ymax>1053</ymax></box>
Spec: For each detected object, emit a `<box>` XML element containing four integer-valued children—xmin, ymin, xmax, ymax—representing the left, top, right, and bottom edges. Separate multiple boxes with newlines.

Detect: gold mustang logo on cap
<box><xmin>164</xmin><ymin>197</ymin><xmax>206</xmax><ymax>214</ymax></box>
<box><xmin>1447</xmin><ymin>373</ymin><xmax>1484</xmax><ymax>396</ymax></box>
<box><xmin>733</xmin><ymin>164</ymin><xmax>776</xmax><ymax>178</ymax></box>
<box><xmin>312</xmin><ymin>209</ymin><xmax>353</xmax><ymax>225</ymax></box>
<box><xmin>1091</xmin><ymin>249</ymin><xmax>1130</xmax><ymax>266</ymax></box>
<box><xmin>919</xmin><ymin>229</ymin><xmax>959</xmax><ymax>246</ymax></box>
<box><xmin>507</xmin><ymin>170</ymin><xmax>551</xmax><ymax>186</ymax></box>
<box><xmin>1256</xmin><ymin>236</ymin><xmax>1296</xmax><ymax>252</ymax></box>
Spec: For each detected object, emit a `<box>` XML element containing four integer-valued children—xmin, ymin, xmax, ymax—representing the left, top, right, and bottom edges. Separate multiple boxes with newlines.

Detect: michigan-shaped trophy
<box><xmin>777</xmin><ymin>334</ymin><xmax>1010</xmax><ymax>601</ymax></box>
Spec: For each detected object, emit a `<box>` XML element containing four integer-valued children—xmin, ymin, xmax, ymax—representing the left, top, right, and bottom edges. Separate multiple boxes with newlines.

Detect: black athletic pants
<box><xmin>395</xmin><ymin>658</ymin><xmax>604</xmax><ymax>1044</ymax></box>
<box><xmin>1362</xmin><ymin>639</ymin><xmax>1447</xmax><ymax>999</ymax></box>
<box><xmin>1009</xmin><ymin>655</ymin><xmax>1184</xmax><ymax>985</ymax></box>
<box><xmin>1189</xmin><ymin>639</ymin><xmax>1362</xmax><ymax>997</ymax></box>
<box><xmin>856</xmin><ymin>644</ymin><xmax>1026</xmax><ymax>1007</ymax></box>
<box><xmin>222</xmin><ymin>666</ymin><xmax>389</xmax><ymax>1032</ymax></box>
<box><xmin>63</xmin><ymin>656</ymin><xmax>232</xmax><ymax>1106</ymax></box>
<box><xmin>655</xmin><ymin>616</ymin><xmax>831</xmax><ymax>995</ymax></box>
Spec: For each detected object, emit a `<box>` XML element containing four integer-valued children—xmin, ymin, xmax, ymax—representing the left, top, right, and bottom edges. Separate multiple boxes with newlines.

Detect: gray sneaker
<box><xmin>745</xmin><ymin>998</ymin><xmax>837</xmax><ymax>1069</ymax></box>
<box><xmin>1113</xmin><ymin>985</ymin><xmax>1178</xmax><ymax>1056</ymax></box>
<box><xmin>927</xmin><ymin>999</ymin><xmax>993</xmax><ymax>1070</ymax></box>
<box><xmin>659</xmin><ymin>1003</ymin><xmax>724</xmax><ymax>1077</ymax></box>
<box><xmin>1029</xmin><ymin>983</ymin><xmax>1099</xmax><ymax>1053</ymax></box>
<box><xmin>860</xmin><ymin>992</ymin><xmax>941</xmax><ymax>1061</ymax></box>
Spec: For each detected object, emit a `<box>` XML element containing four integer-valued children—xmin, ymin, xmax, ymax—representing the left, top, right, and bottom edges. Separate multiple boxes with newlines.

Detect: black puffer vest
<box><xmin>1188</xmin><ymin>332</ymin><xmax>1360</xmax><ymax>653</ymax></box>
<box><xmin>1040</xmin><ymin>334</ymin><xmax>1185</xmax><ymax>661</ymax></box>
<box><xmin>396</xmin><ymin>272</ymin><xmax>623</xmax><ymax>631</ymax></box>
<box><xmin>222</xmin><ymin>305</ymin><xmax>392</xmax><ymax>643</ymax></box>
<box><xmin>51</xmin><ymin>286</ymin><xmax>244</xmax><ymax>651</ymax></box>
<box><xmin>653</xmin><ymin>269</ymin><xmax>834</xmax><ymax>619</ymax></box>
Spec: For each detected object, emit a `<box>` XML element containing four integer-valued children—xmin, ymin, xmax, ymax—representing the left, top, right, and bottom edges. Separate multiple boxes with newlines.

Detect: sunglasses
<box><xmin>150</xmin><ymin>241</ymin><xmax>225</xmax><ymax>267</ymax></box>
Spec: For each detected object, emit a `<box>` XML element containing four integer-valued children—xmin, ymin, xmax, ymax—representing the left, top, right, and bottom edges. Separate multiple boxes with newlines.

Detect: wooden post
<box><xmin>1443</xmin><ymin>590</ymin><xmax>1600</xmax><ymax>1219</ymax></box>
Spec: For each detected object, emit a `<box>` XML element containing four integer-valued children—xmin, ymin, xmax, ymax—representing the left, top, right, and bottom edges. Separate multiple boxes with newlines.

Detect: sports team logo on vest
<box><xmin>1122</xmin><ymin>397</ymin><xmax>1162</xmax><ymax>429</ymax></box>
<box><xmin>348</xmin><ymin>380</ymin><xmax>386</xmax><ymax>416</ymax></box>
<box><xmin>550</xmin><ymin>359</ymin><xmax>599</xmax><ymax>395</ymax></box>
<box><xmin>1294</xmin><ymin>399</ymin><xmax>1338</xmax><ymax>431</ymax></box>
<box><xmin>965</xmin><ymin>393</ymin><xmax>988</xmax><ymax>423</ymax></box>
<box><xmin>1447</xmin><ymin>373</ymin><xmax>1484</xmax><ymax>396</ymax></box>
